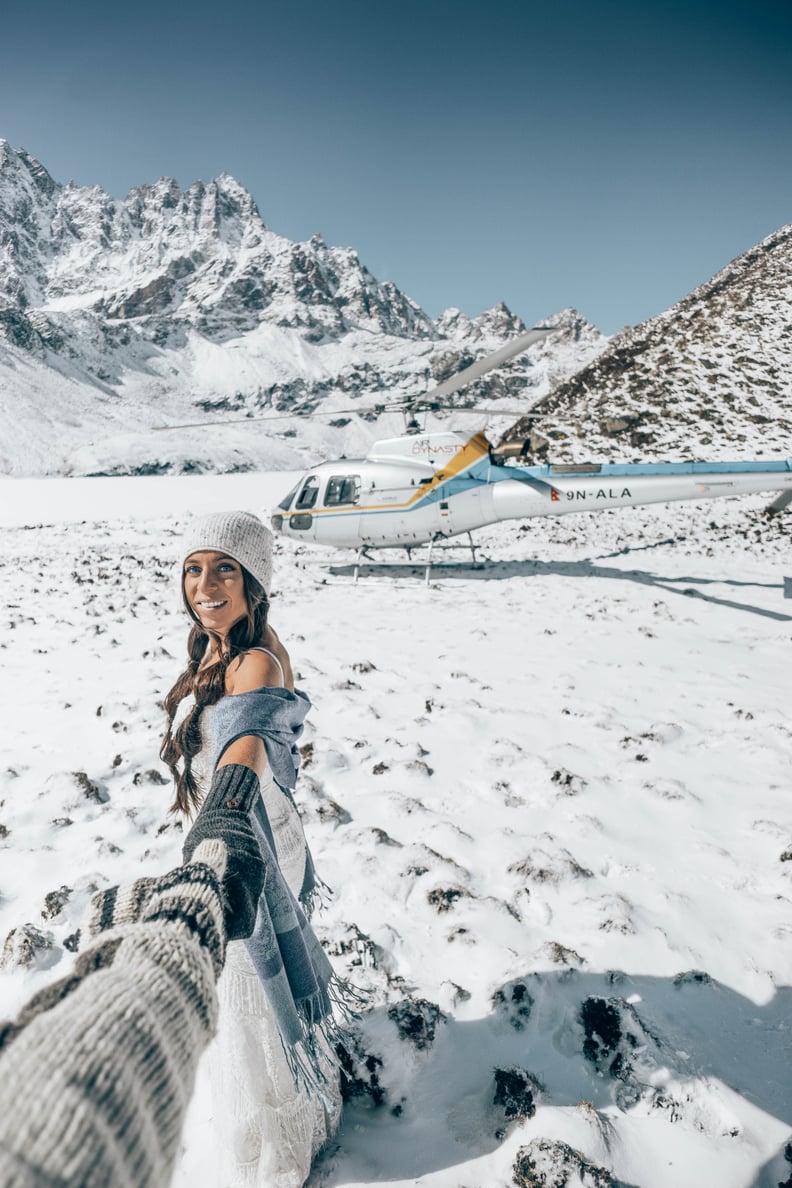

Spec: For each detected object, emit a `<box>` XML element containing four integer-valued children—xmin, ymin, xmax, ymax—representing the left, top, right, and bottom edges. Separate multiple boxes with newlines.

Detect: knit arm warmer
<box><xmin>0</xmin><ymin>858</ymin><xmax>226</xmax><ymax>1187</ymax></box>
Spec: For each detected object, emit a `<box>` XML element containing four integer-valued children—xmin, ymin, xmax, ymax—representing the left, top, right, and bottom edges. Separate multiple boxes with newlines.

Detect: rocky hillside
<box><xmin>505</xmin><ymin>222</ymin><xmax>792</xmax><ymax>463</ymax></box>
<box><xmin>0</xmin><ymin>142</ymin><xmax>606</xmax><ymax>476</ymax></box>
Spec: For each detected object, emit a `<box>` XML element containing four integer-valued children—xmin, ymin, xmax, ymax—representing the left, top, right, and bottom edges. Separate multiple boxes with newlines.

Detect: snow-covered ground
<box><xmin>0</xmin><ymin>474</ymin><xmax>790</xmax><ymax>1188</ymax></box>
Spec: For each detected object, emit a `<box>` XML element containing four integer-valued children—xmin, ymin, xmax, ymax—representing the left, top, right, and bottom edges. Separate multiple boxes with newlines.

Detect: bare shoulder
<box><xmin>225</xmin><ymin>649</ymin><xmax>280</xmax><ymax>694</ymax></box>
<box><xmin>226</xmin><ymin>640</ymin><xmax>294</xmax><ymax>694</ymax></box>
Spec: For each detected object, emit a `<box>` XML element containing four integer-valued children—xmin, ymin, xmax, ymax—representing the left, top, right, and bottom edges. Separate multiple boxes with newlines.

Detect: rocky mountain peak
<box><xmin>0</xmin><ymin>142</ymin><xmax>611</xmax><ymax>476</ymax></box>
<box><xmin>504</xmin><ymin>222</ymin><xmax>792</xmax><ymax>462</ymax></box>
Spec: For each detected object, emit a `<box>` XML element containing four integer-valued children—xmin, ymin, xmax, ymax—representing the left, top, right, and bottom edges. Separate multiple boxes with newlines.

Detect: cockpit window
<box><xmin>295</xmin><ymin>476</ymin><xmax>320</xmax><ymax>510</ymax></box>
<box><xmin>324</xmin><ymin>475</ymin><xmax>361</xmax><ymax>506</ymax></box>
<box><xmin>277</xmin><ymin>482</ymin><xmax>301</xmax><ymax>512</ymax></box>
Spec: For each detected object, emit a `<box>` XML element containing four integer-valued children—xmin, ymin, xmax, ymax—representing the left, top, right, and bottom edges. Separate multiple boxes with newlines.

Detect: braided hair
<box><xmin>160</xmin><ymin>568</ymin><xmax>269</xmax><ymax>815</ymax></box>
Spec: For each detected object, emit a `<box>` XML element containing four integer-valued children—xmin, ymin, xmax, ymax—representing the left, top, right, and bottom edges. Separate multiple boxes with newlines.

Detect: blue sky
<box><xmin>1</xmin><ymin>0</ymin><xmax>790</xmax><ymax>333</ymax></box>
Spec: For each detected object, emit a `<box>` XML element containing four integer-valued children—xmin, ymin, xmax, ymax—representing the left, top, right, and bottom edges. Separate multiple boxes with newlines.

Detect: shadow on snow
<box><xmin>312</xmin><ymin>970</ymin><xmax>792</xmax><ymax>1187</ymax></box>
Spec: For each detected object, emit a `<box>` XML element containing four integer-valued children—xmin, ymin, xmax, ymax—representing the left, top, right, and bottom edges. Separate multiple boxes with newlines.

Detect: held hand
<box><xmin>182</xmin><ymin>764</ymin><xmax>265</xmax><ymax>940</ymax></box>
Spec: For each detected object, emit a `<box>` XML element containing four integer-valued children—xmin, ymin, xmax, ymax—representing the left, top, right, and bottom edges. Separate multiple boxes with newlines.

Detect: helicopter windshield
<box><xmin>277</xmin><ymin>482</ymin><xmax>301</xmax><ymax>512</ymax></box>
<box><xmin>295</xmin><ymin>476</ymin><xmax>320</xmax><ymax>510</ymax></box>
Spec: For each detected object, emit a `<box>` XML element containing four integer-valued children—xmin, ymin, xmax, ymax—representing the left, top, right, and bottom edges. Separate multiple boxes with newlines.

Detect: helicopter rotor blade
<box><xmin>152</xmin><ymin>404</ymin><xmax>403</xmax><ymax>432</ymax></box>
<box><xmin>419</xmin><ymin>326</ymin><xmax>556</xmax><ymax>405</ymax></box>
<box><xmin>409</xmin><ymin>404</ymin><xmax>548</xmax><ymax>417</ymax></box>
<box><xmin>152</xmin><ymin>327</ymin><xmax>557</xmax><ymax>433</ymax></box>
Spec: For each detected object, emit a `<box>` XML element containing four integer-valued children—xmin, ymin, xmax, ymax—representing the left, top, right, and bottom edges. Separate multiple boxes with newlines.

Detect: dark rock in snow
<box><xmin>0</xmin><ymin>923</ymin><xmax>56</xmax><ymax>971</ymax></box>
<box><xmin>72</xmin><ymin>771</ymin><xmax>109</xmax><ymax>804</ymax></box>
<box><xmin>493</xmin><ymin>1066</ymin><xmax>539</xmax><ymax>1120</ymax></box>
<box><xmin>545</xmin><ymin>941</ymin><xmax>585</xmax><ymax>967</ymax></box>
<box><xmin>335</xmin><ymin>1036</ymin><xmax>386</xmax><ymax>1107</ymax></box>
<box><xmin>41</xmin><ymin>885</ymin><xmax>72</xmax><ymax>920</ymax></box>
<box><xmin>427</xmin><ymin>885</ymin><xmax>470</xmax><ymax>913</ymax></box>
<box><xmin>63</xmin><ymin>931</ymin><xmax>81</xmax><ymax>953</ymax></box>
<box><xmin>580</xmin><ymin>996</ymin><xmax>623</xmax><ymax>1070</ymax></box>
<box><xmin>132</xmin><ymin>768</ymin><xmax>168</xmax><ymax>786</ymax></box>
<box><xmin>513</xmin><ymin>1138</ymin><xmax>618</xmax><ymax>1187</ymax></box>
<box><xmin>579</xmin><ymin>994</ymin><xmax>661</xmax><ymax>1091</ymax></box>
<box><xmin>673</xmin><ymin>969</ymin><xmax>712</xmax><ymax>987</ymax></box>
<box><xmin>551</xmin><ymin>769</ymin><xmax>587</xmax><ymax>796</ymax></box>
<box><xmin>324</xmin><ymin>922</ymin><xmax>382</xmax><ymax>970</ymax></box>
<box><xmin>387</xmin><ymin>997</ymin><xmax>446</xmax><ymax>1050</ymax></box>
<box><xmin>492</xmin><ymin>979</ymin><xmax>534</xmax><ymax>1030</ymax></box>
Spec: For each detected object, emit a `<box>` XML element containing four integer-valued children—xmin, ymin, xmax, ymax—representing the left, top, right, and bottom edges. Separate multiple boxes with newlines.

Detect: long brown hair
<box><xmin>161</xmin><ymin>567</ymin><xmax>269</xmax><ymax>815</ymax></box>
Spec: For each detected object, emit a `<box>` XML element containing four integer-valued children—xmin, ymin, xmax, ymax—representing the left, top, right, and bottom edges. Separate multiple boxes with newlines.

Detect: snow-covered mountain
<box><xmin>506</xmin><ymin>223</ymin><xmax>792</xmax><ymax>462</ymax></box>
<box><xmin>0</xmin><ymin>142</ymin><xmax>606</xmax><ymax>477</ymax></box>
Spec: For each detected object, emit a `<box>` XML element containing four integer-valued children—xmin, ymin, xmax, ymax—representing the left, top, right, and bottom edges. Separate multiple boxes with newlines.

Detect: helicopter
<box><xmin>267</xmin><ymin>328</ymin><xmax>792</xmax><ymax>577</ymax></box>
<box><xmin>157</xmin><ymin>324</ymin><xmax>792</xmax><ymax>579</ymax></box>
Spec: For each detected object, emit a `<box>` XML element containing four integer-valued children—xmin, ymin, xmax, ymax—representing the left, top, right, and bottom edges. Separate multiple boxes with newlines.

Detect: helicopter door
<box><xmin>322</xmin><ymin>473</ymin><xmax>362</xmax><ymax>545</ymax></box>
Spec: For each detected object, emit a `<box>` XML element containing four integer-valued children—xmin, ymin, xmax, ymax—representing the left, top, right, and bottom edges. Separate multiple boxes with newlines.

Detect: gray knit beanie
<box><xmin>181</xmin><ymin>511</ymin><xmax>273</xmax><ymax>596</ymax></box>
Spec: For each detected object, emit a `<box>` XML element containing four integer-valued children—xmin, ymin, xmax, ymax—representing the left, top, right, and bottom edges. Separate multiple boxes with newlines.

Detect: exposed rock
<box><xmin>0</xmin><ymin>140</ymin><xmax>608</xmax><ymax>478</ymax></box>
<box><xmin>492</xmin><ymin>979</ymin><xmax>534</xmax><ymax>1030</ymax></box>
<box><xmin>580</xmin><ymin>997</ymin><xmax>624</xmax><ymax>1071</ymax></box>
<box><xmin>427</xmin><ymin>885</ymin><xmax>470</xmax><ymax>913</ymax></box>
<box><xmin>132</xmin><ymin>768</ymin><xmax>168</xmax><ymax>786</ymax></box>
<box><xmin>493</xmin><ymin>1066</ymin><xmax>539</xmax><ymax>1120</ymax></box>
<box><xmin>335</xmin><ymin>1036</ymin><xmax>386</xmax><ymax>1107</ymax></box>
<box><xmin>1</xmin><ymin>923</ymin><xmax>56</xmax><ymax>971</ymax></box>
<box><xmin>579</xmin><ymin>995</ymin><xmax>659</xmax><ymax>1087</ymax></box>
<box><xmin>63</xmin><ymin>931</ymin><xmax>81</xmax><ymax>953</ymax></box>
<box><xmin>371</xmin><ymin>827</ymin><xmax>401</xmax><ymax>847</ymax></box>
<box><xmin>673</xmin><ymin>969</ymin><xmax>712</xmax><ymax>987</ymax></box>
<box><xmin>509</xmin><ymin>847</ymin><xmax>593</xmax><ymax>884</ymax></box>
<box><xmin>387</xmin><ymin>997</ymin><xmax>446</xmax><ymax>1050</ymax></box>
<box><xmin>504</xmin><ymin>221</ymin><xmax>792</xmax><ymax>465</ymax></box>
<box><xmin>72</xmin><ymin>771</ymin><xmax>109</xmax><ymax>804</ymax></box>
<box><xmin>544</xmin><ymin>941</ymin><xmax>585</xmax><ymax>968</ymax></box>
<box><xmin>551</xmin><ymin>769</ymin><xmax>587</xmax><ymax>796</ymax></box>
<box><xmin>41</xmin><ymin>885</ymin><xmax>72</xmax><ymax>921</ymax></box>
<box><xmin>324</xmin><ymin>923</ymin><xmax>381</xmax><ymax>970</ymax></box>
<box><xmin>513</xmin><ymin>1139</ymin><xmax>618</xmax><ymax>1187</ymax></box>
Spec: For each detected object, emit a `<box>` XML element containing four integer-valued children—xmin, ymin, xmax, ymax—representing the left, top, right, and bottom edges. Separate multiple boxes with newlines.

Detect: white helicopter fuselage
<box><xmin>270</xmin><ymin>431</ymin><xmax>792</xmax><ymax>550</ymax></box>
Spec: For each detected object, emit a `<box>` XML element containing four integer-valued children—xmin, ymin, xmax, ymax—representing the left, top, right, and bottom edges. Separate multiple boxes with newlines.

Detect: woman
<box><xmin>160</xmin><ymin>509</ymin><xmax>342</xmax><ymax>1188</ymax></box>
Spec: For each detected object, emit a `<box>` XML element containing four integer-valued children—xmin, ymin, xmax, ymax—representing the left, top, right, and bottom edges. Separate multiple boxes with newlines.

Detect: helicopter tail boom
<box><xmin>486</xmin><ymin>457</ymin><xmax>792</xmax><ymax>524</ymax></box>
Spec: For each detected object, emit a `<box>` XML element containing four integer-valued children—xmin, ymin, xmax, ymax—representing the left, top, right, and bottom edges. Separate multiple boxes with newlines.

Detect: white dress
<box><xmin>176</xmin><ymin>657</ymin><xmax>341</xmax><ymax>1188</ymax></box>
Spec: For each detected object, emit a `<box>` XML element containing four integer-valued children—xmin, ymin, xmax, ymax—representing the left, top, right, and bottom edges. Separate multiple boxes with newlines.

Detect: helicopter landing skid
<box><xmin>352</xmin><ymin>532</ymin><xmax>482</xmax><ymax>585</ymax></box>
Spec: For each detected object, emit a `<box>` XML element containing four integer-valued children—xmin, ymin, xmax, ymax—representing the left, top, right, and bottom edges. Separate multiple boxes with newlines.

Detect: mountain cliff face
<box><xmin>505</xmin><ymin>223</ymin><xmax>792</xmax><ymax>462</ymax></box>
<box><xmin>0</xmin><ymin>142</ymin><xmax>606</xmax><ymax>476</ymax></box>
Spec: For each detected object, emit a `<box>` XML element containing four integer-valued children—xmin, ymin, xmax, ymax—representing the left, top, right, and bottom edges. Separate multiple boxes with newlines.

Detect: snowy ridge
<box><xmin>0</xmin><ymin>142</ymin><xmax>606</xmax><ymax>477</ymax></box>
<box><xmin>506</xmin><ymin>221</ymin><xmax>792</xmax><ymax>464</ymax></box>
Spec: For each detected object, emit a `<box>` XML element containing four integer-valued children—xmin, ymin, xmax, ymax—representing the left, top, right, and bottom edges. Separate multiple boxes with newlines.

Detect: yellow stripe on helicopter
<box><xmin>306</xmin><ymin>432</ymin><xmax>491</xmax><ymax>516</ymax></box>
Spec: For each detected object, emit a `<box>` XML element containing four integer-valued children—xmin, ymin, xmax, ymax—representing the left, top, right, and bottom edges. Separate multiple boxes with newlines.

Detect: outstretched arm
<box><xmin>0</xmin><ymin>764</ymin><xmax>266</xmax><ymax>1188</ymax></box>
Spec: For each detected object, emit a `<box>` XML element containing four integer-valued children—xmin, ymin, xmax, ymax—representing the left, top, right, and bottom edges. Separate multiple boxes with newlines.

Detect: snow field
<box><xmin>0</xmin><ymin>475</ymin><xmax>790</xmax><ymax>1187</ymax></box>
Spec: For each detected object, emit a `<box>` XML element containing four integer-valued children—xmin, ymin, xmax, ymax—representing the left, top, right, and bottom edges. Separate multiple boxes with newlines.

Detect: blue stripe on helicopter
<box><xmin>302</xmin><ymin>453</ymin><xmax>792</xmax><ymax>518</ymax></box>
<box><xmin>415</xmin><ymin>455</ymin><xmax>792</xmax><ymax>507</ymax></box>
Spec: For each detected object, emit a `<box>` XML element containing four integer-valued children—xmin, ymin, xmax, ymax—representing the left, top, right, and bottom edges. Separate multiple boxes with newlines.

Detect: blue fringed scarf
<box><xmin>208</xmin><ymin>687</ymin><xmax>345</xmax><ymax>1088</ymax></box>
